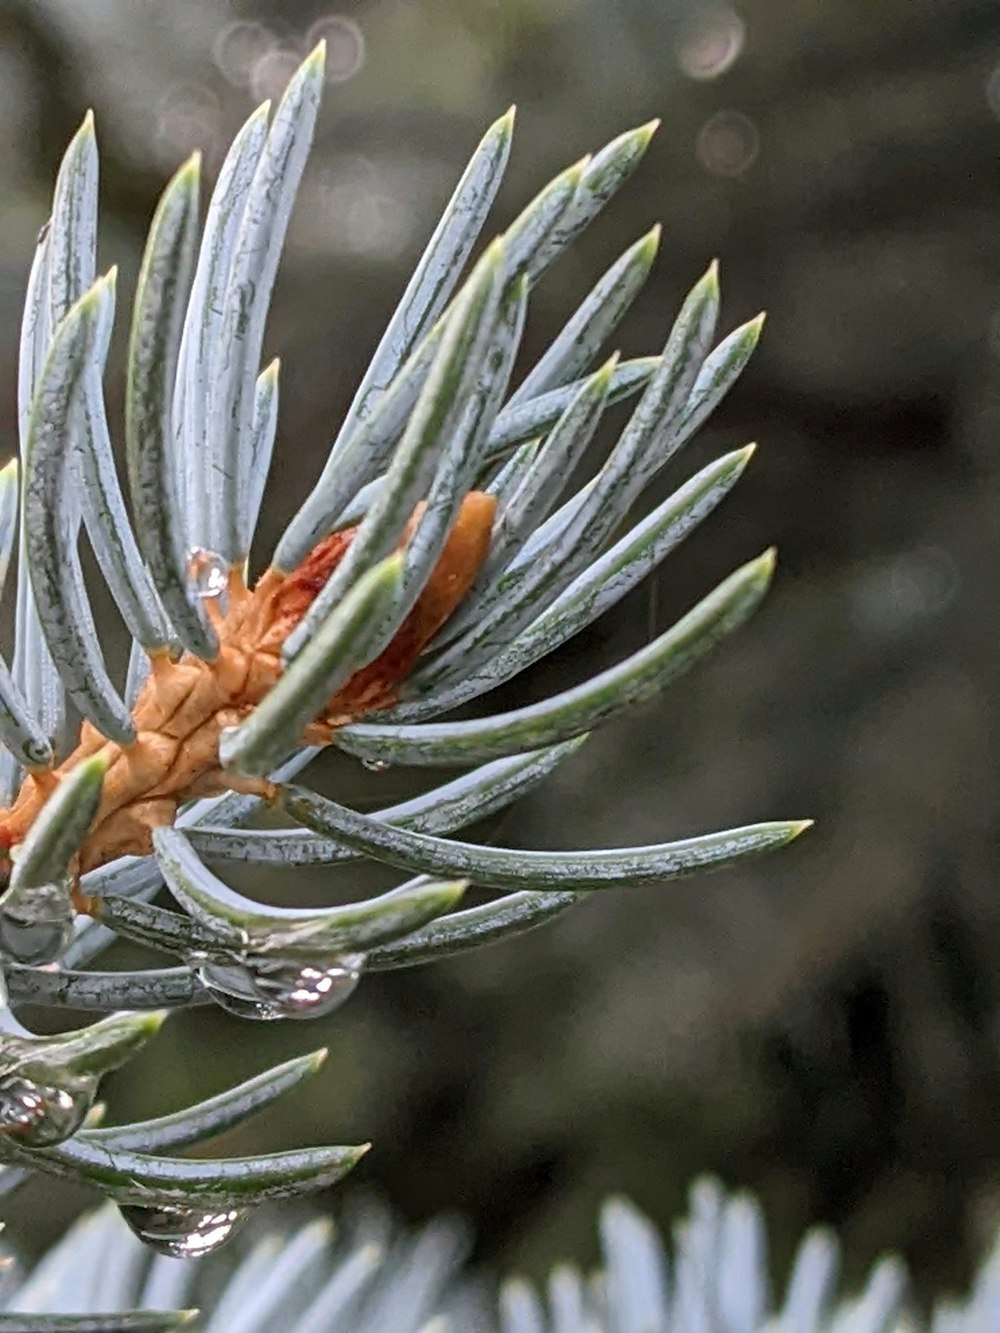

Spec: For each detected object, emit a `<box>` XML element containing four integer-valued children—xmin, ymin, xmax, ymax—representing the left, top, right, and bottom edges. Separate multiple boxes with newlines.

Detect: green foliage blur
<box><xmin>2</xmin><ymin>0</ymin><xmax>999</xmax><ymax>1300</ymax></box>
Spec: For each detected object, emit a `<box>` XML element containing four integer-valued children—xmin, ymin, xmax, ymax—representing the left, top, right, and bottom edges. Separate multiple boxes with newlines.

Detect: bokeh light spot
<box><xmin>850</xmin><ymin>547</ymin><xmax>959</xmax><ymax>637</ymax></box>
<box><xmin>308</xmin><ymin>16</ymin><xmax>366</xmax><ymax>84</ymax></box>
<box><xmin>696</xmin><ymin>110</ymin><xmax>759</xmax><ymax>177</ymax></box>
<box><xmin>213</xmin><ymin>21</ymin><xmax>275</xmax><ymax>90</ymax></box>
<box><xmin>155</xmin><ymin>85</ymin><xmax>222</xmax><ymax>165</ymax></box>
<box><xmin>986</xmin><ymin>65</ymin><xmax>1000</xmax><ymax>118</ymax></box>
<box><xmin>313</xmin><ymin>154</ymin><xmax>417</xmax><ymax>259</ymax></box>
<box><xmin>678</xmin><ymin>6</ymin><xmax>746</xmax><ymax>81</ymax></box>
<box><xmin>250</xmin><ymin>45</ymin><xmax>306</xmax><ymax>102</ymax></box>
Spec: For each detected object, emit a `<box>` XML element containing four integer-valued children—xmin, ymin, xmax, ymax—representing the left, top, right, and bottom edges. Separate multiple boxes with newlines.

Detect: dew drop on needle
<box><xmin>118</xmin><ymin>1202</ymin><xmax>250</xmax><ymax>1258</ymax></box>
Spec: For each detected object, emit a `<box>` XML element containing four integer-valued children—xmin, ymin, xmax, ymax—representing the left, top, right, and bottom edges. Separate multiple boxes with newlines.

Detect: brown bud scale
<box><xmin>0</xmin><ymin>493</ymin><xmax>495</xmax><ymax>901</ymax></box>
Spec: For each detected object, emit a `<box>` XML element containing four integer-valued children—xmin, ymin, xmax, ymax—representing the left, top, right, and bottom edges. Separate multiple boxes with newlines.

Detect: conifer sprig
<box><xmin>0</xmin><ymin>44</ymin><xmax>805</xmax><ymax>1240</ymax></box>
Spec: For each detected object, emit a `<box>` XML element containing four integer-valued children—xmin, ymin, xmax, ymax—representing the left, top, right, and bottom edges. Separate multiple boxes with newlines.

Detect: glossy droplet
<box><xmin>188</xmin><ymin>548</ymin><xmax>229</xmax><ymax>602</ymax></box>
<box><xmin>0</xmin><ymin>1073</ymin><xmax>94</xmax><ymax>1146</ymax></box>
<box><xmin>118</xmin><ymin>1202</ymin><xmax>249</xmax><ymax>1258</ymax></box>
<box><xmin>196</xmin><ymin>957</ymin><xmax>281</xmax><ymax>1021</ymax></box>
<box><xmin>201</xmin><ymin>985</ymin><xmax>277</xmax><ymax>1022</ymax></box>
<box><xmin>251</xmin><ymin>955</ymin><xmax>363</xmax><ymax>1019</ymax></box>
<box><xmin>198</xmin><ymin>953</ymin><xmax>362</xmax><ymax>1021</ymax></box>
<box><xmin>0</xmin><ymin>882</ymin><xmax>74</xmax><ymax>965</ymax></box>
<box><xmin>361</xmin><ymin>758</ymin><xmax>391</xmax><ymax>774</ymax></box>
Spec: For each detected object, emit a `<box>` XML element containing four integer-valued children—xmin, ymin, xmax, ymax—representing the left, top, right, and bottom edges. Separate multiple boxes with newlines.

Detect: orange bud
<box><xmin>323</xmin><ymin>490</ymin><xmax>496</xmax><ymax>720</ymax></box>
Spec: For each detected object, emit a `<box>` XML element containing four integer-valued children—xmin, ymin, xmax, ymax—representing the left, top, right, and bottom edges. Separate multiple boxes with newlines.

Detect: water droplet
<box><xmin>696</xmin><ymin>110</ymin><xmax>759</xmax><ymax>177</ymax></box>
<box><xmin>0</xmin><ymin>882</ymin><xmax>73</xmax><ymax>964</ymax></box>
<box><xmin>308</xmin><ymin>16</ymin><xmax>366</xmax><ymax>83</ymax></box>
<box><xmin>24</xmin><ymin>738</ymin><xmax>52</xmax><ymax>768</ymax></box>
<box><xmin>198</xmin><ymin>953</ymin><xmax>362</xmax><ymax>1020</ymax></box>
<box><xmin>361</xmin><ymin>758</ymin><xmax>391</xmax><ymax>774</ymax></box>
<box><xmin>187</xmin><ymin>548</ymin><xmax>229</xmax><ymax>603</ymax></box>
<box><xmin>118</xmin><ymin>1202</ymin><xmax>249</xmax><ymax>1258</ymax></box>
<box><xmin>211</xmin><ymin>991</ymin><xmax>279</xmax><ymax>1021</ymax></box>
<box><xmin>0</xmin><ymin>1073</ymin><xmax>94</xmax><ymax>1146</ymax></box>
<box><xmin>252</xmin><ymin>955</ymin><xmax>363</xmax><ymax>1019</ymax></box>
<box><xmin>677</xmin><ymin>6</ymin><xmax>745</xmax><ymax>81</ymax></box>
<box><xmin>213</xmin><ymin>20</ymin><xmax>275</xmax><ymax>88</ymax></box>
<box><xmin>195</xmin><ymin>956</ymin><xmax>278</xmax><ymax>1020</ymax></box>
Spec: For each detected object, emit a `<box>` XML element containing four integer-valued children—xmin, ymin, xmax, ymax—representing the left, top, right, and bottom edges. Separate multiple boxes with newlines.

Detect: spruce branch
<box><xmin>0</xmin><ymin>45</ymin><xmax>806</xmax><ymax>1247</ymax></box>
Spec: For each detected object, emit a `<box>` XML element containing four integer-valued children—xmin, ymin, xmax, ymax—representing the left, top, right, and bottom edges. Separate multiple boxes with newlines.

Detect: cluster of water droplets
<box><xmin>0</xmin><ymin>879</ymin><xmax>74</xmax><ymax>965</ymax></box>
<box><xmin>118</xmin><ymin>1202</ymin><xmax>250</xmax><ymax>1259</ymax></box>
<box><xmin>193</xmin><ymin>950</ymin><xmax>364</xmax><ymax>1021</ymax></box>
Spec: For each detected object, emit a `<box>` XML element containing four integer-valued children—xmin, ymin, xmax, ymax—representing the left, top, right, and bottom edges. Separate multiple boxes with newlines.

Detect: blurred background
<box><xmin>2</xmin><ymin>0</ymin><xmax>1000</xmax><ymax>1305</ymax></box>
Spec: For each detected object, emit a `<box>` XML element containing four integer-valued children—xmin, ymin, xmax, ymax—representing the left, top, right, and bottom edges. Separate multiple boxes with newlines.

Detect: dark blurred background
<box><xmin>3</xmin><ymin>0</ymin><xmax>1000</xmax><ymax>1303</ymax></box>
